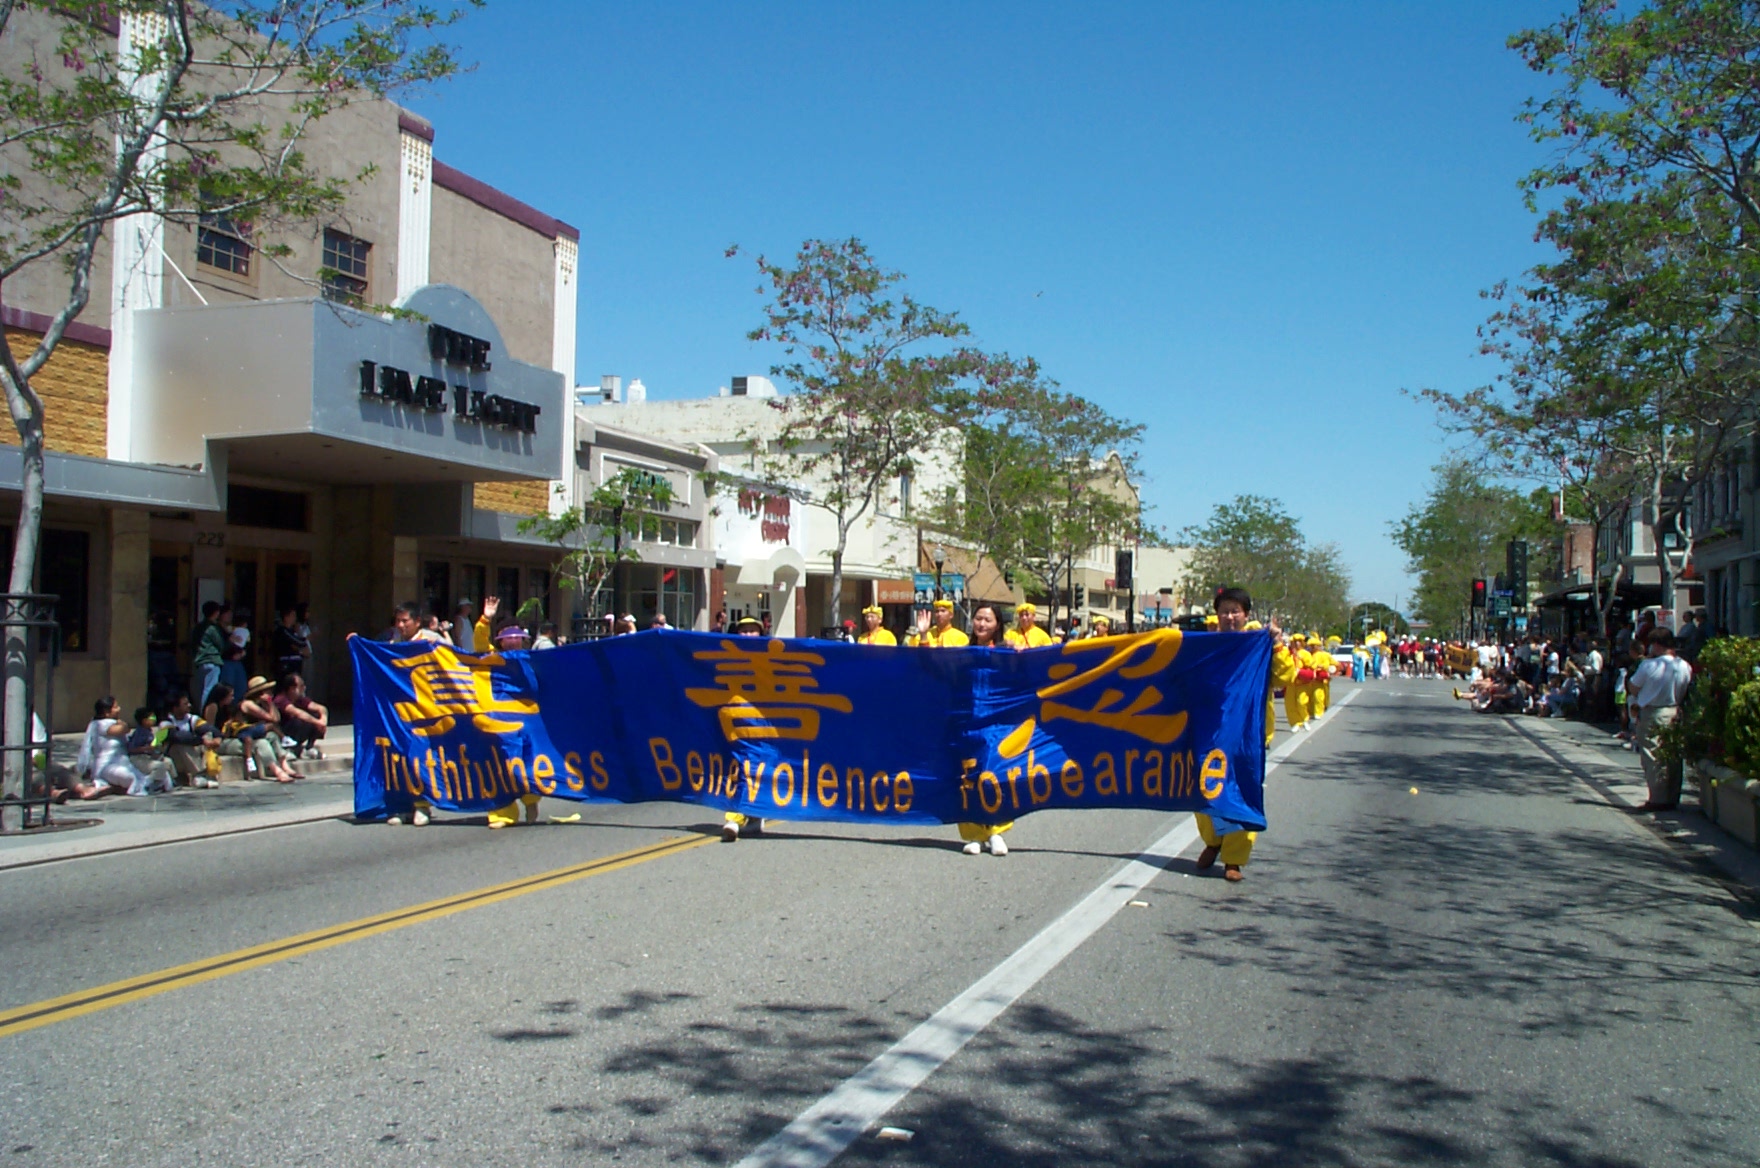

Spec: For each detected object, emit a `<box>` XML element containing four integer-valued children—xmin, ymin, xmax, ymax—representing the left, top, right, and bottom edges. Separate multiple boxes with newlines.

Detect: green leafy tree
<box><xmin>1181</xmin><ymin>495</ymin><xmax>1349</xmax><ymax>633</ymax></box>
<box><xmin>931</xmin><ymin>369</ymin><xmax>1148</xmax><ymax>625</ymax></box>
<box><xmin>0</xmin><ymin>0</ymin><xmax>477</xmax><ymax>830</ymax></box>
<box><xmin>518</xmin><ymin>468</ymin><xmax>678</xmax><ymax>621</ymax></box>
<box><xmin>1390</xmin><ymin>460</ymin><xmax>1549</xmax><ymax>635</ymax></box>
<box><xmin>1505</xmin><ymin>0</ymin><xmax>1760</xmax><ymax>611</ymax></box>
<box><xmin>738</xmin><ymin>238</ymin><xmax>980</xmax><ymax>630</ymax></box>
<box><xmin>1348</xmin><ymin>601</ymin><xmax>1410</xmax><ymax>640</ymax></box>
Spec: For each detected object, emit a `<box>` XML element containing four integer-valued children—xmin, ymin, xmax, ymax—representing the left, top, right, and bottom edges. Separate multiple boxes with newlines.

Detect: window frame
<box><xmin>196</xmin><ymin>213</ymin><xmax>253</xmax><ymax>278</ymax></box>
<box><xmin>321</xmin><ymin>228</ymin><xmax>372</xmax><ymax>305</ymax></box>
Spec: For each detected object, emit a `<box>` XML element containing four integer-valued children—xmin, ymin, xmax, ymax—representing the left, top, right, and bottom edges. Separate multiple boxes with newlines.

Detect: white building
<box><xmin>583</xmin><ymin>381</ymin><xmax>962</xmax><ymax>635</ymax></box>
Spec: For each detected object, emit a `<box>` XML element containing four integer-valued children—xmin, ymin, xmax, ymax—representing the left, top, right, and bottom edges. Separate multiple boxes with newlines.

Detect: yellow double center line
<box><xmin>0</xmin><ymin>832</ymin><xmax>713</xmax><ymax>1040</ymax></box>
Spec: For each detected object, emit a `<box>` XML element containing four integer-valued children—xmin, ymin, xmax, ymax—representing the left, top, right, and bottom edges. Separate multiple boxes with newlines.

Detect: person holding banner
<box><xmin>1004</xmin><ymin>603</ymin><xmax>1053</xmax><ymax>649</ymax></box>
<box><xmin>1310</xmin><ymin>637</ymin><xmax>1334</xmax><ymax>720</ymax></box>
<box><xmin>910</xmin><ymin>598</ymin><xmax>969</xmax><ymax>647</ymax></box>
<box><xmin>856</xmin><ymin>605</ymin><xmax>896</xmax><ymax>646</ymax></box>
<box><xmin>721</xmin><ymin>615</ymin><xmax>769</xmax><ymax>842</ymax></box>
<box><xmin>1193</xmin><ymin>587</ymin><xmax>1290</xmax><ymax>882</ymax></box>
<box><xmin>953</xmin><ymin>602</ymin><xmax>1012</xmax><ymax>855</ymax></box>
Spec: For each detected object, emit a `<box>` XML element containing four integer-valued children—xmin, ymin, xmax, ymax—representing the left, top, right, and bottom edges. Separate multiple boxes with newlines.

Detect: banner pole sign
<box><xmin>351</xmin><ymin>628</ymin><xmax>1272</xmax><ymax>832</ymax></box>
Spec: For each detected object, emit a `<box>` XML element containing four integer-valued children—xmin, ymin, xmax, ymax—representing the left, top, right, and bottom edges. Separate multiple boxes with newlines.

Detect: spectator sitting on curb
<box><xmin>226</xmin><ymin>676</ymin><xmax>302</xmax><ymax>783</ymax></box>
<box><xmin>163</xmin><ymin>691</ymin><xmax>220</xmax><ymax>789</ymax></box>
<box><xmin>273</xmin><ymin>673</ymin><xmax>328</xmax><ymax>758</ymax></box>
<box><xmin>72</xmin><ymin>696</ymin><xmax>174</xmax><ymax>799</ymax></box>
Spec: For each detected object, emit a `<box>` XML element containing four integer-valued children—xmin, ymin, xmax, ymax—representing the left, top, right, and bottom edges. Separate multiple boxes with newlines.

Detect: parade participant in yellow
<box><xmin>721</xmin><ymin>615</ymin><xmax>769</xmax><ymax>842</ymax></box>
<box><xmin>1204</xmin><ymin>613</ymin><xmax>1219</xmax><ymax>631</ymax></box>
<box><xmin>855</xmin><ymin>605</ymin><xmax>896</xmax><ymax>646</ymax></box>
<box><xmin>1194</xmin><ymin>586</ymin><xmax>1290</xmax><ymax>882</ymax></box>
<box><xmin>1089</xmin><ymin>614</ymin><xmax>1112</xmax><ymax>638</ymax></box>
<box><xmin>1309</xmin><ymin>636</ymin><xmax>1334</xmax><ymax>720</ymax></box>
<box><xmin>485</xmin><ymin>620</ymin><xmax>547</xmax><ymax>829</ymax></box>
<box><xmin>1284</xmin><ymin>634</ymin><xmax>1314</xmax><ymax>731</ymax></box>
<box><xmin>955</xmin><ymin>603</ymin><xmax>1012</xmax><ymax>855</ymax></box>
<box><xmin>1004</xmin><ymin>602</ymin><xmax>1053</xmax><ymax>648</ymax></box>
<box><xmin>910</xmin><ymin>598</ymin><xmax>970</xmax><ymax>647</ymax></box>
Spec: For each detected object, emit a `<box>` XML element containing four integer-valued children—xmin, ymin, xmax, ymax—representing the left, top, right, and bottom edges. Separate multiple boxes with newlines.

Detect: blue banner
<box><xmin>351</xmin><ymin>628</ymin><xmax>1272</xmax><ymax>830</ymax></box>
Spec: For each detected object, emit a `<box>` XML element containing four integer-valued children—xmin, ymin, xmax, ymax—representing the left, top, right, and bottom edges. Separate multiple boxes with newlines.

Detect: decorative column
<box><xmin>106</xmin><ymin>10</ymin><xmax>171</xmax><ymax>462</ymax></box>
<box><xmin>395</xmin><ymin>118</ymin><xmax>433</xmax><ymax>303</ymax></box>
<box><xmin>551</xmin><ymin>234</ymin><xmax>579</xmax><ymax>514</ymax></box>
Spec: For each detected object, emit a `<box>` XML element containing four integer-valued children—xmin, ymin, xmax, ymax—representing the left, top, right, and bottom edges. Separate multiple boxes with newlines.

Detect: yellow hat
<box><xmin>1244</xmin><ymin>619</ymin><xmax>1263</xmax><ymax>630</ymax></box>
<box><xmin>1016</xmin><ymin>602</ymin><xmax>1037</xmax><ymax>616</ymax></box>
<box><xmin>1290</xmin><ymin>633</ymin><xmax>1307</xmax><ymax>643</ymax></box>
<box><xmin>1091</xmin><ymin>614</ymin><xmax>1111</xmax><ymax>627</ymax></box>
<box><xmin>932</xmin><ymin>598</ymin><xmax>954</xmax><ymax>610</ymax></box>
<box><xmin>861</xmin><ymin>605</ymin><xmax>883</xmax><ymax>616</ymax></box>
<box><xmin>1204</xmin><ymin>614</ymin><xmax>1219</xmax><ymax>628</ymax></box>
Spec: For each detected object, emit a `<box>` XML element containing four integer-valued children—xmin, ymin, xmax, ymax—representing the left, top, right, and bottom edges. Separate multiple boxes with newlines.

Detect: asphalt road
<box><xmin>2</xmin><ymin>678</ymin><xmax>1757</xmax><ymax>1167</ymax></box>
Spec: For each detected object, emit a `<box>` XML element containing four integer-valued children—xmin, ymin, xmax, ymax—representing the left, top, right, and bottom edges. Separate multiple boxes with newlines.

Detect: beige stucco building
<box><xmin>1</xmin><ymin>13</ymin><xmax>580</xmax><ymax>725</ymax></box>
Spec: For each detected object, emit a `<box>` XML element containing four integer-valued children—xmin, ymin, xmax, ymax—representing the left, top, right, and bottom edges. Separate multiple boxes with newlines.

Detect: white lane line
<box><xmin>736</xmin><ymin>685</ymin><xmax>1357</xmax><ymax>1168</ymax></box>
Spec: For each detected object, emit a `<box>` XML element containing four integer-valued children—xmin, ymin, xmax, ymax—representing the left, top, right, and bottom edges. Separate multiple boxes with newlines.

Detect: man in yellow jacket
<box><xmin>1285</xmin><ymin>634</ymin><xmax>1314</xmax><ymax>732</ymax></box>
<box><xmin>1004</xmin><ymin>602</ymin><xmax>1053</xmax><ymax>648</ymax></box>
<box><xmin>1193</xmin><ymin>586</ymin><xmax>1293</xmax><ymax>881</ymax></box>
<box><xmin>856</xmin><ymin>605</ymin><xmax>896</xmax><ymax>646</ymax></box>
<box><xmin>909</xmin><ymin>598</ymin><xmax>969</xmax><ymax>647</ymax></box>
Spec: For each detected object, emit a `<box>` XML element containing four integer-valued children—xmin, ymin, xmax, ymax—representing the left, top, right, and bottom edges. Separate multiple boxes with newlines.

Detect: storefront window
<box><xmin>458</xmin><ymin>564</ymin><xmax>487</xmax><ymax>610</ymax></box>
<box><xmin>659</xmin><ymin>567</ymin><xmax>698</xmax><ymax>630</ymax></box>
<box><xmin>422</xmin><ymin>561</ymin><xmax>451</xmax><ymax>619</ymax></box>
<box><xmin>525</xmin><ymin>568</ymin><xmax>550</xmax><ymax>619</ymax></box>
<box><xmin>496</xmin><ymin>566</ymin><xmax>520</xmax><ymax>618</ymax></box>
<box><xmin>40</xmin><ymin>529</ymin><xmax>89</xmax><ymax>653</ymax></box>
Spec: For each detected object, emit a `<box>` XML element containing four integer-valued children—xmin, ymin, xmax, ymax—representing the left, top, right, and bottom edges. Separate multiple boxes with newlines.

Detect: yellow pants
<box><xmin>1284</xmin><ymin>684</ymin><xmax>1310</xmax><ymax>728</ymax></box>
<box><xmin>1195</xmin><ymin>813</ymin><xmax>1255</xmax><ymax>866</ymax></box>
<box><xmin>958</xmin><ymin>821</ymin><xmax>1013</xmax><ymax>842</ymax></box>
<box><xmin>487</xmin><ymin>794</ymin><xmax>541</xmax><ymax>828</ymax></box>
<box><xmin>1313</xmin><ymin>681</ymin><xmax>1329</xmax><ymax>718</ymax></box>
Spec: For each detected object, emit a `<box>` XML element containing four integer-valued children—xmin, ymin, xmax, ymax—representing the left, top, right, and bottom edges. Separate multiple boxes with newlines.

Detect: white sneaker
<box><xmin>722</xmin><ymin>821</ymin><xmax>739</xmax><ymax>842</ymax></box>
<box><xmin>412</xmin><ymin>808</ymin><xmax>430</xmax><ymax>826</ymax></box>
<box><xmin>988</xmin><ymin>835</ymin><xmax>1008</xmax><ymax>856</ymax></box>
<box><xmin>962</xmin><ymin>840</ymin><xmax>982</xmax><ymax>855</ymax></box>
<box><xmin>387</xmin><ymin>815</ymin><xmax>404</xmax><ymax>826</ymax></box>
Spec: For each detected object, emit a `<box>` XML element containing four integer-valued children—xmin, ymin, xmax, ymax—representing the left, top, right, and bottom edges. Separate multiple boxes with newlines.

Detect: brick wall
<box><xmin>1</xmin><ymin>328</ymin><xmax>109</xmax><ymax>458</ymax></box>
<box><xmin>473</xmin><ymin>480</ymin><xmax>551</xmax><ymax>516</ymax></box>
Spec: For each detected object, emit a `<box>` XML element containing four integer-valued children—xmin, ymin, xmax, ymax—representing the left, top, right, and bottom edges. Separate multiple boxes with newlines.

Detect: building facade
<box><xmin>1</xmin><ymin>15</ymin><xmax>579</xmax><ymax>724</ymax></box>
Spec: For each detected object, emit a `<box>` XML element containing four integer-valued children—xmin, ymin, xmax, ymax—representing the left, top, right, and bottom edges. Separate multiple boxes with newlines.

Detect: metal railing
<box><xmin>0</xmin><ymin>594</ymin><xmax>59</xmax><ymax>832</ymax></box>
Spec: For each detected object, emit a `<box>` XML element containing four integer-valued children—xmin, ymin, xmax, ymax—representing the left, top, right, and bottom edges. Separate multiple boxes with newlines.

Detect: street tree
<box><xmin>1424</xmin><ymin>284</ymin><xmax>1647</xmax><ymax>634</ymax></box>
<box><xmin>1180</xmin><ymin>495</ymin><xmax>1349</xmax><ymax>633</ymax></box>
<box><xmin>930</xmin><ymin>368</ymin><xmax>1147</xmax><ymax>626</ymax></box>
<box><xmin>518</xmin><ymin>468</ymin><xmax>678</xmax><ymax>624</ymax></box>
<box><xmin>1508</xmin><ymin>0</ymin><xmax>1760</xmax><ymax>610</ymax></box>
<box><xmin>738</xmin><ymin>238</ymin><xmax>978</xmax><ymax>630</ymax></box>
<box><xmin>1390</xmin><ymin>460</ymin><xmax>1550</xmax><ymax>635</ymax></box>
<box><xmin>0</xmin><ymin>0</ymin><xmax>478</xmax><ymax>829</ymax></box>
<box><xmin>1348</xmin><ymin>600</ymin><xmax>1410</xmax><ymax>641</ymax></box>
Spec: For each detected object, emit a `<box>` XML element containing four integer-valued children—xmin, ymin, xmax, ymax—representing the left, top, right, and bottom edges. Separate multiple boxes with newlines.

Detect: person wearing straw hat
<box><xmin>909</xmin><ymin>598</ymin><xmax>968</xmax><ymax>647</ymax></box>
<box><xmin>856</xmin><ymin>605</ymin><xmax>896</xmax><ymax>646</ymax></box>
<box><xmin>722</xmin><ymin>614</ymin><xmax>769</xmax><ymax>840</ymax></box>
<box><xmin>1004</xmin><ymin>602</ymin><xmax>1052</xmax><ymax>649</ymax></box>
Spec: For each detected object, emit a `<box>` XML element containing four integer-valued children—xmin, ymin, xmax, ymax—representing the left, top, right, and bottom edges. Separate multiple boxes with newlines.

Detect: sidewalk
<box><xmin>0</xmin><ymin>725</ymin><xmax>358</xmax><ymax>871</ymax></box>
<box><xmin>1505</xmin><ymin>712</ymin><xmax>1760</xmax><ymax>897</ymax></box>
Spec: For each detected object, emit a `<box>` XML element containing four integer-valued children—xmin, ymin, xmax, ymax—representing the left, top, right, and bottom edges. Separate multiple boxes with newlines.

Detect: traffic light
<box><xmin>1114</xmin><ymin>549</ymin><xmax>1133</xmax><ymax>593</ymax></box>
<box><xmin>1004</xmin><ymin>569</ymin><xmax>1016</xmax><ymax>588</ymax></box>
<box><xmin>1506</xmin><ymin>540</ymin><xmax>1529</xmax><ymax>609</ymax></box>
<box><xmin>1075</xmin><ymin>584</ymin><xmax>1087</xmax><ymax>609</ymax></box>
<box><xmin>1471</xmin><ymin>578</ymin><xmax>1487</xmax><ymax>609</ymax></box>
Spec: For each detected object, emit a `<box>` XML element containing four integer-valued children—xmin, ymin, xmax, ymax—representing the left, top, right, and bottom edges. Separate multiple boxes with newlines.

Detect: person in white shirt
<box><xmin>1626</xmin><ymin>629</ymin><xmax>1695</xmax><ymax>811</ymax></box>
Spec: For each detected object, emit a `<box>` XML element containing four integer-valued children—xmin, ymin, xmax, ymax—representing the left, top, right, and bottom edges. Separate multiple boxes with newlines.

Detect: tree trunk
<box><xmin>0</xmin><ymin>359</ymin><xmax>45</xmax><ymax>833</ymax></box>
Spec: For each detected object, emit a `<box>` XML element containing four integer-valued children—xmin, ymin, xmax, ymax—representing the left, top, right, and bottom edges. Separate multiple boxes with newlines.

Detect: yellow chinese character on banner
<box><xmin>685</xmin><ymin>638</ymin><xmax>854</xmax><ymax>741</ymax></box>
<box><xmin>1001</xmin><ymin>629</ymin><xmax>1187</xmax><ymax>755</ymax></box>
<box><xmin>391</xmin><ymin>645</ymin><xmax>540</xmax><ymax>737</ymax></box>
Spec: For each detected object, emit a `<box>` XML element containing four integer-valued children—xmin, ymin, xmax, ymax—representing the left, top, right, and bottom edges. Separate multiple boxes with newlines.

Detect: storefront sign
<box><xmin>875</xmin><ymin>578</ymin><xmax>915</xmax><ymax>605</ymax></box>
<box><xmin>358</xmin><ymin>321</ymin><xmax>541</xmax><ymax>433</ymax></box>
<box><xmin>737</xmin><ymin>489</ymin><xmax>792</xmax><ymax>543</ymax></box>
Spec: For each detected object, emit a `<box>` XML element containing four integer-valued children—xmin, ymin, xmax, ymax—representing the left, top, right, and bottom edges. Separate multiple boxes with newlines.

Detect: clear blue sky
<box><xmin>406</xmin><ymin>0</ymin><xmax>1563</xmax><ymax>610</ymax></box>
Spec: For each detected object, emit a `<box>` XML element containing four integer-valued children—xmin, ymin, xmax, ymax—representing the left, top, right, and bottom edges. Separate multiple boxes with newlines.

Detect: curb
<box><xmin>0</xmin><ymin>799</ymin><xmax>356</xmax><ymax>872</ymax></box>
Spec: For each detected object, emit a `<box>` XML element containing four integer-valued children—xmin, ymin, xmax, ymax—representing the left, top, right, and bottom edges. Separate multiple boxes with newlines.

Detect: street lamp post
<box><xmin>933</xmin><ymin>544</ymin><xmax>946</xmax><ymax>601</ymax></box>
